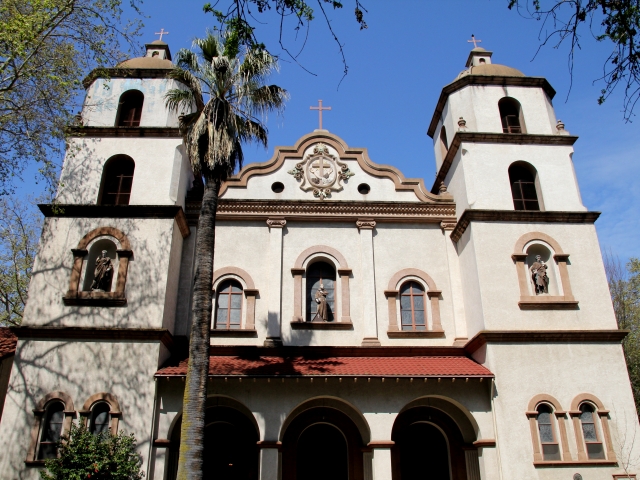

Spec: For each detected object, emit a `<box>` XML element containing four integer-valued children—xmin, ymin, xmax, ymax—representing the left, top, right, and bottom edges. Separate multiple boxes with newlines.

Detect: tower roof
<box><xmin>116</xmin><ymin>39</ymin><xmax>173</xmax><ymax>69</ymax></box>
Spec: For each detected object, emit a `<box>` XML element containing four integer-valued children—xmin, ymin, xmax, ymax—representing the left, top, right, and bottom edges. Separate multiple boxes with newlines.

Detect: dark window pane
<box><xmin>99</xmin><ymin>156</ymin><xmax>135</xmax><ymax>206</ymax></box>
<box><xmin>400</xmin><ymin>295</ymin><xmax>411</xmax><ymax>309</ymax></box>
<box><xmin>218</xmin><ymin>294</ymin><xmax>229</xmax><ymax>308</ymax></box>
<box><xmin>413</xmin><ymin>295</ymin><xmax>424</xmax><ymax>311</ymax></box>
<box><xmin>414</xmin><ymin>310</ymin><xmax>425</xmax><ymax>325</ymax></box>
<box><xmin>38</xmin><ymin>402</ymin><xmax>65</xmax><ymax>460</ymax></box>
<box><xmin>230</xmin><ymin>294</ymin><xmax>242</xmax><ymax>309</ymax></box>
<box><xmin>582</xmin><ymin>423</ymin><xmax>597</xmax><ymax>442</ymax></box>
<box><xmin>117</xmin><ymin>91</ymin><xmax>144</xmax><ymax>127</ymax></box>
<box><xmin>539</xmin><ymin>424</ymin><xmax>554</xmax><ymax>443</ymax></box>
<box><xmin>521</xmin><ymin>182</ymin><xmax>538</xmax><ymax>200</ymax></box>
<box><xmin>229</xmin><ymin>309</ymin><xmax>241</xmax><ymax>324</ymax></box>
<box><xmin>542</xmin><ymin>444</ymin><xmax>561</xmax><ymax>461</ymax></box>
<box><xmin>90</xmin><ymin>403</ymin><xmax>111</xmax><ymax>435</ymax></box>
<box><xmin>586</xmin><ymin>443</ymin><xmax>605</xmax><ymax>459</ymax></box>
<box><xmin>401</xmin><ymin>311</ymin><xmax>412</xmax><ymax>326</ymax></box>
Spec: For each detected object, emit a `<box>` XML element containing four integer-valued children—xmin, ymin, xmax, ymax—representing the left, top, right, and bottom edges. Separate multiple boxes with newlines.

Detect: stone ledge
<box><xmin>533</xmin><ymin>460</ymin><xmax>617</xmax><ymax>467</ymax></box>
<box><xmin>62</xmin><ymin>292</ymin><xmax>127</xmax><ymax>307</ymax></box>
<box><xmin>518</xmin><ymin>297</ymin><xmax>579</xmax><ymax>310</ymax></box>
<box><xmin>210</xmin><ymin>329</ymin><xmax>258</xmax><ymax>337</ymax></box>
<box><xmin>387</xmin><ymin>330</ymin><xmax>446</xmax><ymax>338</ymax></box>
<box><xmin>291</xmin><ymin>321</ymin><xmax>354</xmax><ymax>330</ymax></box>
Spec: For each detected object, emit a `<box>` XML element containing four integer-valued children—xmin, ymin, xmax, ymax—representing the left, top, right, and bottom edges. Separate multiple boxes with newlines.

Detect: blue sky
<box><xmin>24</xmin><ymin>1</ymin><xmax>640</xmax><ymax>262</ymax></box>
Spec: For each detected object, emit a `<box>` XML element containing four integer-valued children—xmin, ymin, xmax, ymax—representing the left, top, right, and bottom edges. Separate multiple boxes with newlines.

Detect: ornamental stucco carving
<box><xmin>287</xmin><ymin>143</ymin><xmax>354</xmax><ymax>199</ymax></box>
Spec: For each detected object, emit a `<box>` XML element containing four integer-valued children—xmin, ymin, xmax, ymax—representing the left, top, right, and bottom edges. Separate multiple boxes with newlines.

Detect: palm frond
<box><xmin>193</xmin><ymin>33</ymin><xmax>223</xmax><ymax>64</ymax></box>
<box><xmin>166</xmin><ymin>68</ymin><xmax>205</xmax><ymax>111</ymax></box>
<box><xmin>164</xmin><ymin>89</ymin><xmax>196</xmax><ymax>115</ymax></box>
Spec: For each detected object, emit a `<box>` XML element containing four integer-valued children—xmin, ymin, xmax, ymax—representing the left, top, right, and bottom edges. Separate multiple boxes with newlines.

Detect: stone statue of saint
<box><xmin>530</xmin><ymin>255</ymin><xmax>549</xmax><ymax>295</ymax></box>
<box><xmin>91</xmin><ymin>250</ymin><xmax>114</xmax><ymax>292</ymax></box>
<box><xmin>313</xmin><ymin>283</ymin><xmax>329</xmax><ymax>322</ymax></box>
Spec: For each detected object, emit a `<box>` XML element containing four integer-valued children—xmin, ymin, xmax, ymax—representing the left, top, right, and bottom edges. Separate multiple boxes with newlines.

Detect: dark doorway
<box><xmin>392</xmin><ymin>407</ymin><xmax>469</xmax><ymax>480</ymax></box>
<box><xmin>282</xmin><ymin>407</ymin><xmax>364</xmax><ymax>480</ymax></box>
<box><xmin>297</xmin><ymin>424</ymin><xmax>348</xmax><ymax>480</ymax></box>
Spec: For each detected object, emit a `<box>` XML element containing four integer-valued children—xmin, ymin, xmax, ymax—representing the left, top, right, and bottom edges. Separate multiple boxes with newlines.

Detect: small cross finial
<box><xmin>310</xmin><ymin>100</ymin><xmax>332</xmax><ymax>130</ymax></box>
<box><xmin>155</xmin><ymin>28</ymin><xmax>169</xmax><ymax>41</ymax></box>
<box><xmin>467</xmin><ymin>34</ymin><xmax>481</xmax><ymax>48</ymax></box>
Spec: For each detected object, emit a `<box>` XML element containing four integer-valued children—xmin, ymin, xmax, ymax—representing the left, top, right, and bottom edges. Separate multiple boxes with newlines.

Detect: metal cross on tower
<box><xmin>310</xmin><ymin>100</ymin><xmax>332</xmax><ymax>130</ymax></box>
<box><xmin>155</xmin><ymin>29</ymin><xmax>170</xmax><ymax>41</ymax></box>
<box><xmin>467</xmin><ymin>34</ymin><xmax>481</xmax><ymax>48</ymax></box>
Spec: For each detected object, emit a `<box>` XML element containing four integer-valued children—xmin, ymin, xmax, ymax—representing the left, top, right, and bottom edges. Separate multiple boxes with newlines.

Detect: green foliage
<box><xmin>605</xmin><ymin>252</ymin><xmax>640</xmax><ymax>414</ymax></box>
<box><xmin>40</xmin><ymin>424</ymin><xmax>143</xmax><ymax>480</ymax></box>
<box><xmin>0</xmin><ymin>0</ymin><xmax>143</xmax><ymax>194</ymax></box>
<box><xmin>508</xmin><ymin>1</ymin><xmax>640</xmax><ymax>121</ymax></box>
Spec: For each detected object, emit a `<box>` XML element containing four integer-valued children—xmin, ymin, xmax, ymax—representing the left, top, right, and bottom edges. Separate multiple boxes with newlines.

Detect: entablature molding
<box><xmin>66</xmin><ymin>126</ymin><xmax>181</xmax><ymax>138</ymax></box>
<box><xmin>12</xmin><ymin>326</ymin><xmax>174</xmax><ymax>349</ymax></box>
<box><xmin>431</xmin><ymin>131</ymin><xmax>579</xmax><ymax>194</ymax></box>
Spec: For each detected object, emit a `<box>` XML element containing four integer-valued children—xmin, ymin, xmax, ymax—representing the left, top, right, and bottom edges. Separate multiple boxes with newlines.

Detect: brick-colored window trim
<box><xmin>25</xmin><ymin>391</ymin><xmax>75</xmax><ymax>466</ymax></box>
<box><xmin>212</xmin><ymin>267</ymin><xmax>259</xmax><ymax>332</ymax></box>
<box><xmin>63</xmin><ymin>227</ymin><xmax>132</xmax><ymax>307</ymax></box>
<box><xmin>570</xmin><ymin>393</ymin><xmax>616</xmax><ymax>462</ymax></box>
<box><xmin>526</xmin><ymin>394</ymin><xmax>572</xmax><ymax>463</ymax></box>
<box><xmin>512</xmin><ymin>232</ymin><xmax>578</xmax><ymax>310</ymax></box>
<box><xmin>79</xmin><ymin>392</ymin><xmax>122</xmax><ymax>434</ymax></box>
<box><xmin>290</xmin><ymin>245</ymin><xmax>352</xmax><ymax>325</ymax></box>
<box><xmin>385</xmin><ymin>268</ymin><xmax>444</xmax><ymax>337</ymax></box>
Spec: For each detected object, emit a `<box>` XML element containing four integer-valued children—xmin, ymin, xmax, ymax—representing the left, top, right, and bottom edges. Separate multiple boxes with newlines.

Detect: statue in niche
<box><xmin>312</xmin><ymin>283</ymin><xmax>330</xmax><ymax>322</ymax></box>
<box><xmin>91</xmin><ymin>250</ymin><xmax>114</xmax><ymax>292</ymax></box>
<box><xmin>530</xmin><ymin>255</ymin><xmax>549</xmax><ymax>295</ymax></box>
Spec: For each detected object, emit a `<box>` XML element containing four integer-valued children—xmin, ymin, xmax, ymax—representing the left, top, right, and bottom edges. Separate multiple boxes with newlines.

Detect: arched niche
<box><xmin>212</xmin><ymin>267</ymin><xmax>259</xmax><ymax>332</ymax></box>
<box><xmin>115</xmin><ymin>90</ymin><xmax>144</xmax><ymax>127</ymax></box>
<box><xmin>291</xmin><ymin>246</ymin><xmax>352</xmax><ymax>324</ymax></box>
<box><xmin>63</xmin><ymin>227</ymin><xmax>133</xmax><ymax>306</ymax></box>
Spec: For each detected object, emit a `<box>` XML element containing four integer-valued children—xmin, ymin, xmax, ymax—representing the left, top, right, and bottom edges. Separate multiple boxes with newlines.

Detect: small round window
<box><xmin>271</xmin><ymin>182</ymin><xmax>284</xmax><ymax>193</ymax></box>
<box><xmin>358</xmin><ymin>183</ymin><xmax>370</xmax><ymax>195</ymax></box>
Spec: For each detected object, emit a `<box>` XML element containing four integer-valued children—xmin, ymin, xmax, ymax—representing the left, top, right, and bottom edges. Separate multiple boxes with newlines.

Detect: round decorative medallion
<box><xmin>288</xmin><ymin>143</ymin><xmax>354</xmax><ymax>200</ymax></box>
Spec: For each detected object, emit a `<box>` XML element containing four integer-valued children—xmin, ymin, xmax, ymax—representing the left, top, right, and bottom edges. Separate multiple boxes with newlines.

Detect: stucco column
<box><xmin>441</xmin><ymin>221</ymin><xmax>467</xmax><ymax>343</ymax></box>
<box><xmin>265</xmin><ymin>217</ymin><xmax>286</xmax><ymax>347</ymax></box>
<box><xmin>371</xmin><ymin>447</ymin><xmax>392</xmax><ymax>480</ymax></box>
<box><xmin>258</xmin><ymin>447</ymin><xmax>279</xmax><ymax>480</ymax></box>
<box><xmin>357</xmin><ymin>218</ymin><xmax>380</xmax><ymax>346</ymax></box>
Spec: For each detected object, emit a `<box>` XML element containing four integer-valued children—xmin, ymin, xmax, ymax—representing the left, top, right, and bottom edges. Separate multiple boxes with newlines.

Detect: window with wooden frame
<box><xmin>537</xmin><ymin>404</ymin><xmax>561</xmax><ymax>461</ymax></box>
<box><xmin>215</xmin><ymin>280</ymin><xmax>243</xmax><ymax>330</ymax></box>
<box><xmin>116</xmin><ymin>90</ymin><xmax>144</xmax><ymax>127</ymax></box>
<box><xmin>499</xmin><ymin>97</ymin><xmax>525</xmax><ymax>133</ymax></box>
<box><xmin>399</xmin><ymin>281</ymin><xmax>426</xmax><ymax>331</ymax></box>
<box><xmin>579</xmin><ymin>403</ymin><xmax>606</xmax><ymax>460</ymax></box>
<box><xmin>89</xmin><ymin>402</ymin><xmax>111</xmax><ymax>434</ymax></box>
<box><xmin>509</xmin><ymin>162</ymin><xmax>541</xmax><ymax>211</ymax></box>
<box><xmin>98</xmin><ymin>155</ymin><xmax>135</xmax><ymax>206</ymax></box>
<box><xmin>306</xmin><ymin>261</ymin><xmax>336</xmax><ymax>322</ymax></box>
<box><xmin>37</xmin><ymin>401</ymin><xmax>65</xmax><ymax>460</ymax></box>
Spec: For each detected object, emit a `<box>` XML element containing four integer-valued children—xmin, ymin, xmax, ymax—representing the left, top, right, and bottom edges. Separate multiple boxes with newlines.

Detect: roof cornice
<box><xmin>82</xmin><ymin>67</ymin><xmax>175</xmax><ymax>89</ymax></box>
<box><xmin>427</xmin><ymin>76</ymin><xmax>556</xmax><ymax>138</ymax></box>
<box><xmin>66</xmin><ymin>126</ymin><xmax>181</xmax><ymax>138</ymax></box>
<box><xmin>431</xmin><ymin>131</ymin><xmax>578</xmax><ymax>194</ymax></box>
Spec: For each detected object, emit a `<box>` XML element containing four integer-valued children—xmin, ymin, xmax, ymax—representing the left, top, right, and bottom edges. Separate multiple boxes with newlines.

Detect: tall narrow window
<box><xmin>215</xmin><ymin>280</ymin><xmax>243</xmax><ymax>330</ymax></box>
<box><xmin>509</xmin><ymin>162</ymin><xmax>540</xmax><ymax>211</ymax></box>
<box><xmin>89</xmin><ymin>402</ymin><xmax>111</xmax><ymax>435</ymax></box>
<box><xmin>580</xmin><ymin>403</ymin><xmax>605</xmax><ymax>459</ymax></box>
<box><xmin>116</xmin><ymin>90</ymin><xmax>144</xmax><ymax>127</ymax></box>
<box><xmin>99</xmin><ymin>155</ymin><xmax>135</xmax><ymax>206</ymax></box>
<box><xmin>499</xmin><ymin>97</ymin><xmax>525</xmax><ymax>133</ymax></box>
<box><xmin>537</xmin><ymin>404</ymin><xmax>561</xmax><ymax>461</ymax></box>
<box><xmin>439</xmin><ymin>126</ymin><xmax>448</xmax><ymax>160</ymax></box>
<box><xmin>37</xmin><ymin>401</ymin><xmax>65</xmax><ymax>460</ymax></box>
<box><xmin>306</xmin><ymin>262</ymin><xmax>336</xmax><ymax>322</ymax></box>
<box><xmin>399</xmin><ymin>281</ymin><xmax>426</xmax><ymax>331</ymax></box>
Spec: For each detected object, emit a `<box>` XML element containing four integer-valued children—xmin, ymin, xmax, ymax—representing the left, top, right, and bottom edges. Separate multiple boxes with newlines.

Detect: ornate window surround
<box><xmin>212</xmin><ymin>267</ymin><xmax>259</xmax><ymax>336</ymax></box>
<box><xmin>291</xmin><ymin>245</ymin><xmax>352</xmax><ymax>329</ymax></box>
<box><xmin>63</xmin><ymin>227</ymin><xmax>133</xmax><ymax>307</ymax></box>
<box><xmin>512</xmin><ymin>232</ymin><xmax>578</xmax><ymax>310</ymax></box>
<box><xmin>79</xmin><ymin>392</ymin><xmax>122</xmax><ymax>434</ymax></box>
<box><xmin>385</xmin><ymin>268</ymin><xmax>444</xmax><ymax>338</ymax></box>
<box><xmin>526</xmin><ymin>394</ymin><xmax>571</xmax><ymax>464</ymax></box>
<box><xmin>25</xmin><ymin>392</ymin><xmax>75</xmax><ymax>465</ymax></box>
<box><xmin>569</xmin><ymin>393</ymin><xmax>616</xmax><ymax>462</ymax></box>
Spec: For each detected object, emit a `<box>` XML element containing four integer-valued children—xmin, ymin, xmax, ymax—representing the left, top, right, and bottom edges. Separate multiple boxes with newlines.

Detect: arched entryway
<box><xmin>282</xmin><ymin>407</ymin><xmax>365</xmax><ymax>480</ymax></box>
<box><xmin>166</xmin><ymin>406</ymin><xmax>259</xmax><ymax>480</ymax></box>
<box><xmin>392</xmin><ymin>407</ymin><xmax>469</xmax><ymax>480</ymax></box>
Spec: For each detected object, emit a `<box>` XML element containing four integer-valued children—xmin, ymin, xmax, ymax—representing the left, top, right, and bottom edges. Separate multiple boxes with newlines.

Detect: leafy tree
<box><xmin>0</xmin><ymin>0</ymin><xmax>143</xmax><ymax>194</ymax></box>
<box><xmin>40</xmin><ymin>423</ymin><xmax>143</xmax><ymax>480</ymax></box>
<box><xmin>508</xmin><ymin>0</ymin><xmax>640</xmax><ymax>121</ymax></box>
<box><xmin>164</xmin><ymin>32</ymin><xmax>288</xmax><ymax>480</ymax></box>
<box><xmin>0</xmin><ymin>197</ymin><xmax>41</xmax><ymax>326</ymax></box>
<box><xmin>604</xmin><ymin>251</ymin><xmax>640</xmax><ymax>414</ymax></box>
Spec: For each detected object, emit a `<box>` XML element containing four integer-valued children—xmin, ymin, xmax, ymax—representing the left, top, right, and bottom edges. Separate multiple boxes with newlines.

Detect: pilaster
<box><xmin>441</xmin><ymin>221</ymin><xmax>468</xmax><ymax>344</ymax></box>
<box><xmin>265</xmin><ymin>217</ymin><xmax>286</xmax><ymax>347</ymax></box>
<box><xmin>357</xmin><ymin>218</ymin><xmax>380</xmax><ymax>346</ymax></box>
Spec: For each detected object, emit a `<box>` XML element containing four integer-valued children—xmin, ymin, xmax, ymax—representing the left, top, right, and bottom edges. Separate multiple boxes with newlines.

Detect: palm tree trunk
<box><xmin>177</xmin><ymin>173</ymin><xmax>221</xmax><ymax>480</ymax></box>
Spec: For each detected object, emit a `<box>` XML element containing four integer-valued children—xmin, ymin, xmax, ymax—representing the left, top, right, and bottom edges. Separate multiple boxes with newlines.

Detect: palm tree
<box><xmin>164</xmin><ymin>32</ymin><xmax>288</xmax><ymax>480</ymax></box>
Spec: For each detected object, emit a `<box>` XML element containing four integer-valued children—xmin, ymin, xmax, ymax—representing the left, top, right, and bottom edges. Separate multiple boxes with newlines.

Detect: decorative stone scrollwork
<box><xmin>356</xmin><ymin>218</ymin><xmax>376</xmax><ymax>230</ymax></box>
<box><xmin>266</xmin><ymin>217</ymin><xmax>287</xmax><ymax>228</ymax></box>
<box><xmin>288</xmin><ymin>142</ymin><xmax>354</xmax><ymax>200</ymax></box>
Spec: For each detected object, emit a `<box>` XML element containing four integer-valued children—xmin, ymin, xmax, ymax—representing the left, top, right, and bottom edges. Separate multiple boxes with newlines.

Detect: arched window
<box><xmin>439</xmin><ymin>126</ymin><xmax>448</xmax><ymax>160</ymax></box>
<box><xmin>499</xmin><ymin>97</ymin><xmax>525</xmax><ymax>133</ymax></box>
<box><xmin>536</xmin><ymin>404</ymin><xmax>561</xmax><ymax>461</ymax></box>
<box><xmin>399</xmin><ymin>281</ymin><xmax>426</xmax><ymax>331</ymax></box>
<box><xmin>215</xmin><ymin>280</ymin><xmax>243</xmax><ymax>330</ymax></box>
<box><xmin>579</xmin><ymin>403</ymin><xmax>605</xmax><ymax>459</ymax></box>
<box><xmin>99</xmin><ymin>155</ymin><xmax>135</xmax><ymax>206</ymax></box>
<box><xmin>89</xmin><ymin>402</ymin><xmax>111</xmax><ymax>435</ymax></box>
<box><xmin>306</xmin><ymin>261</ymin><xmax>336</xmax><ymax>322</ymax></box>
<box><xmin>116</xmin><ymin>90</ymin><xmax>144</xmax><ymax>127</ymax></box>
<box><xmin>509</xmin><ymin>162</ymin><xmax>540</xmax><ymax>211</ymax></box>
<box><xmin>82</xmin><ymin>238</ymin><xmax>118</xmax><ymax>292</ymax></box>
<box><xmin>37</xmin><ymin>401</ymin><xmax>65</xmax><ymax>460</ymax></box>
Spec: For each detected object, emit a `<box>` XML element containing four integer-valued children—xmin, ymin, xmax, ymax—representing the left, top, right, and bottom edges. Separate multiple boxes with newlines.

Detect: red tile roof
<box><xmin>0</xmin><ymin>327</ymin><xmax>17</xmax><ymax>360</ymax></box>
<box><xmin>156</xmin><ymin>355</ymin><xmax>493</xmax><ymax>378</ymax></box>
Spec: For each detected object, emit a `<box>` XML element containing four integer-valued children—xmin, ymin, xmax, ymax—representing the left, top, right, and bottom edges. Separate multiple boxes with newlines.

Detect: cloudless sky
<box><xmin>24</xmin><ymin>1</ymin><xmax>640</xmax><ymax>263</ymax></box>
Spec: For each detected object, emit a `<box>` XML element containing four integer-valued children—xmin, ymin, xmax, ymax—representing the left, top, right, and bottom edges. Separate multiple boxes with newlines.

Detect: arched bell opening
<box><xmin>391</xmin><ymin>406</ymin><xmax>471</xmax><ymax>480</ymax></box>
<box><xmin>282</xmin><ymin>406</ymin><xmax>365</xmax><ymax>480</ymax></box>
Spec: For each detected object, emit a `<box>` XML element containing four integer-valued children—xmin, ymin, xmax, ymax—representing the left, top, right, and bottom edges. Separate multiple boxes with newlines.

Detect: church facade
<box><xmin>0</xmin><ymin>39</ymin><xmax>637</xmax><ymax>480</ymax></box>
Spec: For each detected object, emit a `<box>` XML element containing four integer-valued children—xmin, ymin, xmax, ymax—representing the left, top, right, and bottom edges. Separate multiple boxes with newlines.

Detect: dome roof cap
<box><xmin>116</xmin><ymin>37</ymin><xmax>173</xmax><ymax>69</ymax></box>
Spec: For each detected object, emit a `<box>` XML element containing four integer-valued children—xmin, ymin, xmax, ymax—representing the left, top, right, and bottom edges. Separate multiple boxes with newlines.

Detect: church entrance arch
<box><xmin>166</xmin><ymin>405</ymin><xmax>259</xmax><ymax>480</ymax></box>
<box><xmin>392</xmin><ymin>407</ymin><xmax>469</xmax><ymax>480</ymax></box>
<box><xmin>282</xmin><ymin>407</ymin><xmax>365</xmax><ymax>480</ymax></box>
